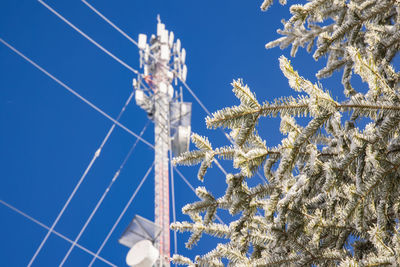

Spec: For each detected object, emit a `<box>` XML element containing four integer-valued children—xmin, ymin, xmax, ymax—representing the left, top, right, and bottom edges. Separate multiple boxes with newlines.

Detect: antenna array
<box><xmin>126</xmin><ymin>18</ymin><xmax>191</xmax><ymax>267</ymax></box>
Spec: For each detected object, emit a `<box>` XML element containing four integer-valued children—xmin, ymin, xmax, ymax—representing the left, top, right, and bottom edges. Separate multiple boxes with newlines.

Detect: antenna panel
<box><xmin>172</xmin><ymin>125</ymin><xmax>191</xmax><ymax>156</ymax></box>
<box><xmin>160</xmin><ymin>29</ymin><xmax>169</xmax><ymax>44</ymax></box>
<box><xmin>168</xmin><ymin>31</ymin><xmax>174</xmax><ymax>48</ymax></box>
<box><xmin>170</xmin><ymin>102</ymin><xmax>192</xmax><ymax>156</ymax></box>
<box><xmin>181</xmin><ymin>48</ymin><xmax>186</xmax><ymax>64</ymax></box>
<box><xmin>119</xmin><ymin>215</ymin><xmax>162</xmax><ymax>248</ymax></box>
<box><xmin>144</xmin><ymin>44</ymin><xmax>150</xmax><ymax>61</ymax></box>
<box><xmin>135</xmin><ymin>90</ymin><xmax>145</xmax><ymax>106</ymax></box>
<box><xmin>160</xmin><ymin>45</ymin><xmax>170</xmax><ymax>61</ymax></box>
<box><xmin>138</xmin><ymin>34</ymin><xmax>147</xmax><ymax>50</ymax></box>
<box><xmin>157</xmin><ymin>23</ymin><xmax>165</xmax><ymax>36</ymax></box>
<box><xmin>176</xmin><ymin>39</ymin><xmax>181</xmax><ymax>54</ymax></box>
<box><xmin>180</xmin><ymin>102</ymin><xmax>191</xmax><ymax>126</ymax></box>
<box><xmin>181</xmin><ymin>65</ymin><xmax>187</xmax><ymax>82</ymax></box>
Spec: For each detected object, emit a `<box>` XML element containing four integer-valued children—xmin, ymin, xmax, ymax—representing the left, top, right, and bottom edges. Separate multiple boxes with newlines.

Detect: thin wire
<box><xmin>173</xmin><ymin>167</ymin><xmax>224</xmax><ymax>225</ymax></box>
<box><xmin>174</xmin><ymin>168</ymin><xmax>196</xmax><ymax>192</ymax></box>
<box><xmin>175</xmin><ymin>82</ymin><xmax>270</xmax><ymax>182</ymax></box>
<box><xmin>58</xmin><ymin>120</ymin><xmax>150</xmax><ymax>267</ymax></box>
<box><xmin>76</xmin><ymin>1</ymin><xmax>238</xmax><ymax>181</ymax></box>
<box><xmin>176</xmin><ymin>80</ymin><xmax>258</xmax><ymax>183</ymax></box>
<box><xmin>0</xmin><ymin>199</ymin><xmax>117</xmax><ymax>267</ymax></box>
<box><xmin>68</xmin><ymin>0</ymin><xmax>258</xmax><ymax>220</ymax></box>
<box><xmin>39</xmin><ymin>2</ymin><xmax>265</xmax><ymax>243</ymax></box>
<box><xmin>79</xmin><ymin>0</ymin><xmax>212</xmax><ymax>116</ymax></box>
<box><xmin>88</xmin><ymin>162</ymin><xmax>155</xmax><ymax>267</ymax></box>
<box><xmin>78</xmin><ymin>0</ymin><xmax>156</xmax><ymax>96</ymax></box>
<box><xmin>0</xmin><ymin>38</ymin><xmax>154</xmax><ymax>149</ymax></box>
<box><xmin>26</xmin><ymin>87</ymin><xmax>135</xmax><ymax>267</ymax></box>
<box><xmin>79</xmin><ymin>1</ymin><xmax>213</xmax><ymax>119</ymax></box>
<box><xmin>168</xmin><ymin>130</ymin><xmax>178</xmax><ymax>260</ymax></box>
<box><xmin>214</xmin><ymin>159</ymin><xmax>228</xmax><ymax>176</ymax></box>
<box><xmin>81</xmin><ymin>0</ymin><xmax>138</xmax><ymax>47</ymax></box>
<box><xmin>38</xmin><ymin>0</ymin><xmax>138</xmax><ymax>75</ymax></box>
<box><xmin>79</xmin><ymin>0</ymin><xmax>170</xmax><ymax>98</ymax></box>
<box><xmin>43</xmin><ymin>0</ymin><xmax>232</xmax><ymax>181</ymax></box>
<box><xmin>180</xmin><ymin>81</ymin><xmax>269</xmax><ymax>184</ymax></box>
<box><xmin>78</xmin><ymin>2</ymin><xmax>207</xmax><ymax>115</ymax></box>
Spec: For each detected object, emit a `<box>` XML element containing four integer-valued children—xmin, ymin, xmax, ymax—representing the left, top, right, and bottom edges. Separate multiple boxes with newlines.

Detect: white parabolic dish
<box><xmin>126</xmin><ymin>240</ymin><xmax>159</xmax><ymax>267</ymax></box>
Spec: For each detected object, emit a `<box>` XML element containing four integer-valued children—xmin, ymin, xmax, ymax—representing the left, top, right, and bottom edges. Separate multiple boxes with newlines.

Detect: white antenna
<box><xmin>138</xmin><ymin>34</ymin><xmax>147</xmax><ymax>50</ymax></box>
<box><xmin>130</xmin><ymin>17</ymin><xmax>192</xmax><ymax>267</ymax></box>
<box><xmin>181</xmin><ymin>48</ymin><xmax>186</xmax><ymax>64</ymax></box>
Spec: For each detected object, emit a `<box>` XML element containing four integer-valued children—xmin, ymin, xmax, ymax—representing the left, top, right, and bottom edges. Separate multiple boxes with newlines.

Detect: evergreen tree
<box><xmin>172</xmin><ymin>0</ymin><xmax>400</xmax><ymax>265</ymax></box>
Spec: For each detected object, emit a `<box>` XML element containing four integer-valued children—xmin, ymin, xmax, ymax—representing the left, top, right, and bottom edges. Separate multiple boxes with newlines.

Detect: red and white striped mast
<box><xmin>133</xmin><ymin>16</ymin><xmax>189</xmax><ymax>267</ymax></box>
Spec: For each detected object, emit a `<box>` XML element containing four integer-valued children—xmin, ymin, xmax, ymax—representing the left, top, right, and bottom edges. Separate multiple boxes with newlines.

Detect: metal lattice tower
<box><xmin>153</xmin><ymin>46</ymin><xmax>171</xmax><ymax>266</ymax></box>
<box><xmin>130</xmin><ymin>17</ymin><xmax>190</xmax><ymax>267</ymax></box>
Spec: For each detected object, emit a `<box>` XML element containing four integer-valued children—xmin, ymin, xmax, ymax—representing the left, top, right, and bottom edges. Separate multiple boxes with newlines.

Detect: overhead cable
<box><xmin>58</xmin><ymin>120</ymin><xmax>150</xmax><ymax>266</ymax></box>
<box><xmin>88</xmin><ymin>162</ymin><xmax>154</xmax><ymax>267</ymax></box>
<box><xmin>0</xmin><ymin>199</ymin><xmax>117</xmax><ymax>267</ymax></box>
<box><xmin>0</xmin><ymin>38</ymin><xmax>153</xmax><ymax>149</ymax></box>
<box><xmin>38</xmin><ymin>0</ymin><xmax>138</xmax><ymax>75</ymax></box>
<box><xmin>25</xmin><ymin>82</ymin><xmax>135</xmax><ymax>267</ymax></box>
<box><xmin>168</xmin><ymin>127</ymin><xmax>178</xmax><ymax>259</ymax></box>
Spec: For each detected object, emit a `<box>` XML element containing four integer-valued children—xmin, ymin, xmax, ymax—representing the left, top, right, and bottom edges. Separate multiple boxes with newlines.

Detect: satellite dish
<box><xmin>126</xmin><ymin>240</ymin><xmax>159</xmax><ymax>267</ymax></box>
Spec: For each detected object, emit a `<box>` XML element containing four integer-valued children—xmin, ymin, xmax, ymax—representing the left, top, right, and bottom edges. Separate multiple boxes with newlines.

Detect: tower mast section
<box><xmin>153</xmin><ymin>23</ymin><xmax>171</xmax><ymax>267</ymax></box>
<box><xmin>132</xmin><ymin>16</ymin><xmax>190</xmax><ymax>267</ymax></box>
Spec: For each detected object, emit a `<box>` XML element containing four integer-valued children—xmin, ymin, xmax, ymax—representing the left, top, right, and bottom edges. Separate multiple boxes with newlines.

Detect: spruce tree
<box><xmin>172</xmin><ymin>0</ymin><xmax>400</xmax><ymax>265</ymax></box>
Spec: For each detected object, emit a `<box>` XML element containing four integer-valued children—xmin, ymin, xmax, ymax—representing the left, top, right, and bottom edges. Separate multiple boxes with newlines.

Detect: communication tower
<box><xmin>119</xmin><ymin>17</ymin><xmax>191</xmax><ymax>267</ymax></box>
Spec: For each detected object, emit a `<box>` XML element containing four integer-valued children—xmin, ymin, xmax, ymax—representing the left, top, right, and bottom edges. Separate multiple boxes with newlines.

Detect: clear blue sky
<box><xmin>0</xmin><ymin>0</ymin><xmax>344</xmax><ymax>266</ymax></box>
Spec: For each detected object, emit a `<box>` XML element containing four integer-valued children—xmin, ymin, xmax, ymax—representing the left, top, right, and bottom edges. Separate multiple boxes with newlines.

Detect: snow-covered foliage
<box><xmin>172</xmin><ymin>1</ymin><xmax>400</xmax><ymax>266</ymax></box>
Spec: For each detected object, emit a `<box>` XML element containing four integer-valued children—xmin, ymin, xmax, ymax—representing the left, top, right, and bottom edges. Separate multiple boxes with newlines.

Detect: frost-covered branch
<box><xmin>172</xmin><ymin>1</ymin><xmax>400</xmax><ymax>265</ymax></box>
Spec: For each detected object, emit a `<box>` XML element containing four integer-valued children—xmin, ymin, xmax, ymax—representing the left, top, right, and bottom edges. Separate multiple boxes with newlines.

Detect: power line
<box><xmin>77</xmin><ymin>0</ymin><xmax>152</xmax><ymax>91</ymax></box>
<box><xmin>26</xmin><ymin>82</ymin><xmax>135</xmax><ymax>267</ymax></box>
<box><xmin>168</xmin><ymin>130</ymin><xmax>178</xmax><ymax>261</ymax></box>
<box><xmin>78</xmin><ymin>1</ymin><xmax>218</xmax><ymax>123</ymax></box>
<box><xmin>79</xmin><ymin>1</ymin><xmax>213</xmax><ymax>118</ymax></box>
<box><xmin>174</xmin><ymin>167</ymin><xmax>196</xmax><ymax>192</ymax></box>
<box><xmin>68</xmin><ymin>1</ymin><xmax>239</xmax><ymax>181</ymax></box>
<box><xmin>58</xmin><ymin>120</ymin><xmax>150</xmax><ymax>267</ymax></box>
<box><xmin>38</xmin><ymin>0</ymin><xmax>138</xmax><ymax>75</ymax></box>
<box><xmin>35</xmin><ymin>0</ymin><xmax>258</xmax><ymax>259</ymax></box>
<box><xmin>0</xmin><ymin>199</ymin><xmax>117</xmax><ymax>267</ymax></box>
<box><xmin>2</xmin><ymin>2</ymin><xmax>248</xmax><ymax>266</ymax></box>
<box><xmin>42</xmin><ymin>0</ymin><xmax>260</xmax><ymax>244</ymax></box>
<box><xmin>81</xmin><ymin>0</ymin><xmax>138</xmax><ymax>47</ymax></box>
<box><xmin>88</xmin><ymin>162</ymin><xmax>155</xmax><ymax>267</ymax></box>
<box><xmin>0</xmin><ymin>38</ymin><xmax>153</xmax><ymax>149</ymax></box>
<box><xmin>34</xmin><ymin>0</ymin><xmax>225</xmax><ymax>260</ymax></box>
<box><xmin>40</xmin><ymin>0</ymin><xmax>232</xmax><ymax>183</ymax></box>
